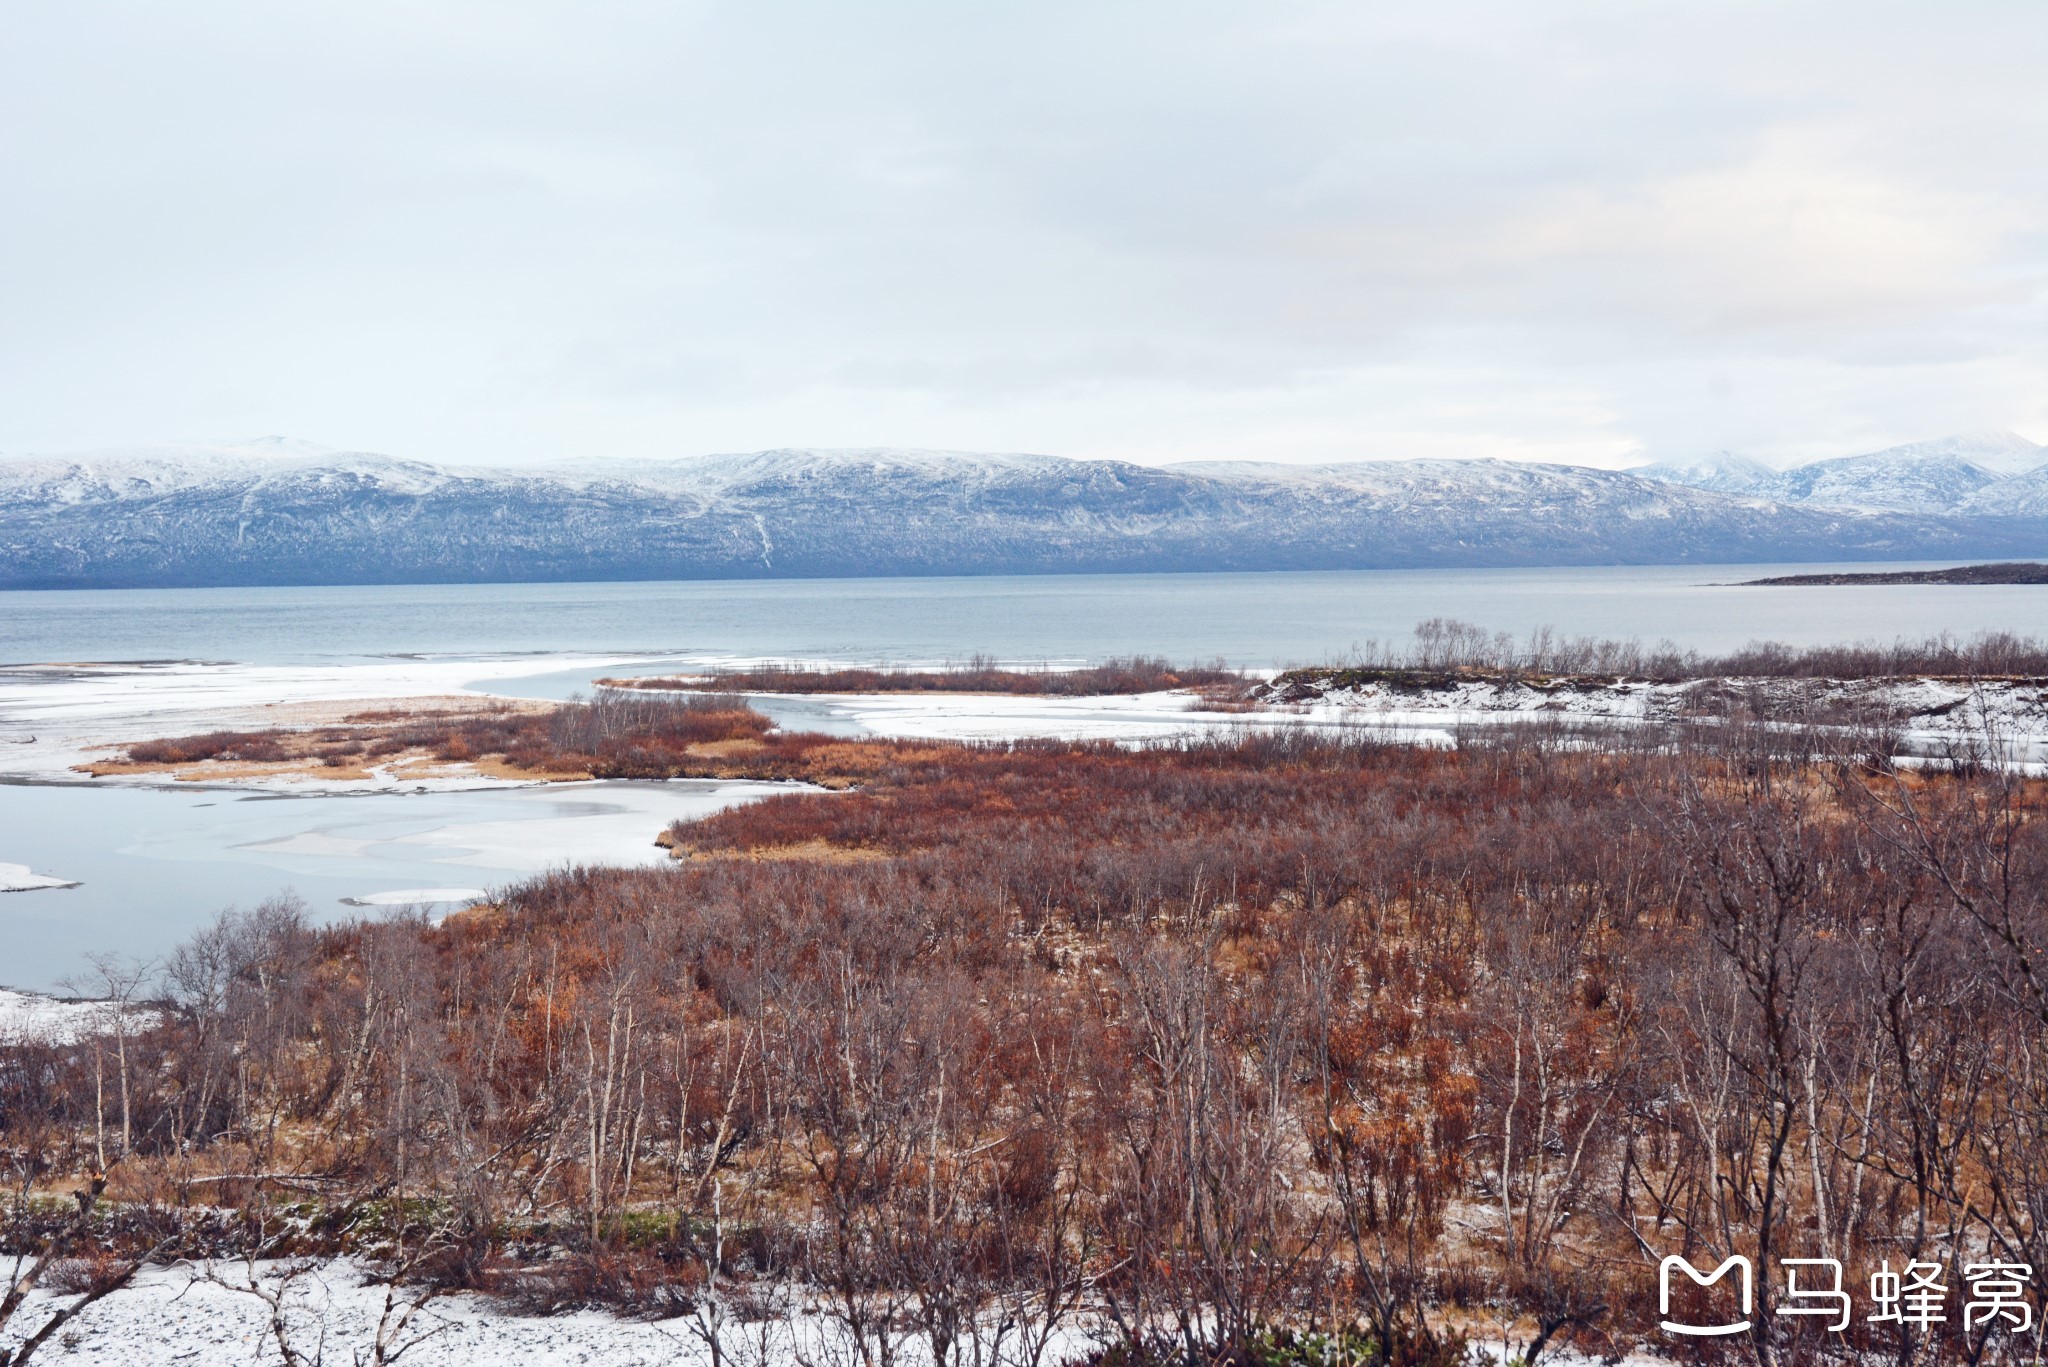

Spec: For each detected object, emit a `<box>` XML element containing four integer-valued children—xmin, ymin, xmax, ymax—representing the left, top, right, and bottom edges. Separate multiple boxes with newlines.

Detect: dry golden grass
<box><xmin>682</xmin><ymin>737</ymin><xmax>769</xmax><ymax>758</ymax></box>
<box><xmin>471</xmin><ymin>754</ymin><xmax>590</xmax><ymax>782</ymax></box>
<box><xmin>668</xmin><ymin>838</ymin><xmax>894</xmax><ymax>864</ymax></box>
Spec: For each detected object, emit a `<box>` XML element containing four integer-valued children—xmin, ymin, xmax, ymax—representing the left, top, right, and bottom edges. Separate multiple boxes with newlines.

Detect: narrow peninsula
<box><xmin>1741</xmin><ymin>561</ymin><xmax>2048</xmax><ymax>585</ymax></box>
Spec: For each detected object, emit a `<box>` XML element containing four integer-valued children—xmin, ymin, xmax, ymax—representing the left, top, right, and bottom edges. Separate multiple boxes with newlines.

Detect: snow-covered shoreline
<box><xmin>0</xmin><ymin>654</ymin><xmax>1297</xmax><ymax>792</ymax></box>
<box><xmin>0</xmin><ymin>653</ymin><xmax>657</xmax><ymax>787</ymax></box>
<box><xmin>1259</xmin><ymin>673</ymin><xmax>2048</xmax><ymax>761</ymax></box>
<box><xmin>7</xmin><ymin>653</ymin><xmax>2048</xmax><ymax>797</ymax></box>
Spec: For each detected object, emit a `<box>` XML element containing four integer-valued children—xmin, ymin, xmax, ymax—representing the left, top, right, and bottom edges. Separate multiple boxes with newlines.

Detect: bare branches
<box><xmin>8</xmin><ymin>722</ymin><xmax>2048</xmax><ymax>1363</ymax></box>
<box><xmin>0</xmin><ymin>1168</ymin><xmax>166</xmax><ymax>1367</ymax></box>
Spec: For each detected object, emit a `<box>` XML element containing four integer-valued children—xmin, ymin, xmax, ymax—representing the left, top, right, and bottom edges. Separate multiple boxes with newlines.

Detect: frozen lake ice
<box><xmin>0</xmin><ymin>777</ymin><xmax>802</xmax><ymax>991</ymax></box>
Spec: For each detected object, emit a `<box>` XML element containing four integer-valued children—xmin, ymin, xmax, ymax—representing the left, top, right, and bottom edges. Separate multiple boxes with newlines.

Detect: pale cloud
<box><xmin>0</xmin><ymin>0</ymin><xmax>2042</xmax><ymax>469</ymax></box>
<box><xmin>1499</xmin><ymin>132</ymin><xmax>2028</xmax><ymax>337</ymax></box>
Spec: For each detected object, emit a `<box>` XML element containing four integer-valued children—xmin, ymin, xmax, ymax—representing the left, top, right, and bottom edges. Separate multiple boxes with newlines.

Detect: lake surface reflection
<box><xmin>6</xmin><ymin>562</ymin><xmax>2048</xmax><ymax>668</ymax></box>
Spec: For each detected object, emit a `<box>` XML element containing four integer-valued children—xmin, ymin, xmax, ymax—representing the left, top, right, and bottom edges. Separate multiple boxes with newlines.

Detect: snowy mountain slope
<box><xmin>1765</xmin><ymin>450</ymin><xmax>2004</xmax><ymax>515</ymax></box>
<box><xmin>650</xmin><ymin>446</ymin><xmax>1084</xmax><ymax>489</ymax></box>
<box><xmin>1630</xmin><ymin>451</ymin><xmax>1777</xmax><ymax>496</ymax></box>
<box><xmin>0</xmin><ymin>437</ymin><xmax>347</xmax><ymax>507</ymax></box>
<box><xmin>1962</xmin><ymin>465</ymin><xmax>2048</xmax><ymax>518</ymax></box>
<box><xmin>2</xmin><ymin>441</ymin><xmax>2044</xmax><ymax>588</ymax></box>
<box><xmin>1853</xmin><ymin>430</ymin><xmax>2047</xmax><ymax>477</ymax></box>
<box><xmin>1635</xmin><ymin>429</ymin><xmax>2046</xmax><ymax>514</ymax></box>
<box><xmin>1183</xmin><ymin>456</ymin><xmax>1773</xmax><ymax>509</ymax></box>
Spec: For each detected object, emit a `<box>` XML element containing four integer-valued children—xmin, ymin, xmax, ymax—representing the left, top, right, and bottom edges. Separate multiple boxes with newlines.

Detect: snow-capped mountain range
<box><xmin>1634</xmin><ymin>430</ymin><xmax>2048</xmax><ymax>515</ymax></box>
<box><xmin>0</xmin><ymin>433</ymin><xmax>2043</xmax><ymax>588</ymax></box>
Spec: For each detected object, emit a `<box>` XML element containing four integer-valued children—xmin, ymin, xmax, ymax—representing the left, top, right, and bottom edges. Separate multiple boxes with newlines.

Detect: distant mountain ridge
<box><xmin>1</xmin><ymin>435</ymin><xmax>2044</xmax><ymax>588</ymax></box>
<box><xmin>1635</xmin><ymin>430</ymin><xmax>2048</xmax><ymax>514</ymax></box>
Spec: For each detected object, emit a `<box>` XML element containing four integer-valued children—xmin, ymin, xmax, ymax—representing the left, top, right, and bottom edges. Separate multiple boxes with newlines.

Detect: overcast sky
<box><xmin>3</xmin><ymin>1</ymin><xmax>2044</xmax><ymax>469</ymax></box>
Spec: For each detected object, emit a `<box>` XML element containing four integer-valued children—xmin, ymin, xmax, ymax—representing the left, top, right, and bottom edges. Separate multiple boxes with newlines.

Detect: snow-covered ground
<box><xmin>337</xmin><ymin>886</ymin><xmax>490</xmax><ymax>908</ymax></box>
<box><xmin>1261</xmin><ymin>674</ymin><xmax>2048</xmax><ymax>762</ymax></box>
<box><xmin>0</xmin><ymin>1257</ymin><xmax>1657</xmax><ymax>1367</ymax></box>
<box><xmin>627</xmin><ymin>673</ymin><xmax>2048</xmax><ymax>764</ymax></box>
<box><xmin>0</xmin><ymin>988</ymin><xmax>152</xmax><ymax>1045</ymax></box>
<box><xmin>800</xmin><ymin>688</ymin><xmax>1315</xmax><ymax>744</ymax></box>
<box><xmin>0</xmin><ymin>1259</ymin><xmax>1103</xmax><ymax>1367</ymax></box>
<box><xmin>2</xmin><ymin>1260</ymin><xmax>729</xmax><ymax>1367</ymax></box>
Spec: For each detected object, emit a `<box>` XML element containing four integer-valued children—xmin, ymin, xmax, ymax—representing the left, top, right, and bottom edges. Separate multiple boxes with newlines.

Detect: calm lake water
<box><xmin>4</xmin><ymin>563</ymin><xmax>2045</xmax><ymax>992</ymax></box>
<box><xmin>5</xmin><ymin>561</ymin><xmax>2046</xmax><ymax>668</ymax></box>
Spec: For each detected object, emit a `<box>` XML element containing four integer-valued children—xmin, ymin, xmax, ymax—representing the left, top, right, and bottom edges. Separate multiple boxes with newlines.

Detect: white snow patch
<box><xmin>815</xmin><ymin>689</ymin><xmax>1272</xmax><ymax>743</ymax></box>
<box><xmin>1266</xmin><ymin>675</ymin><xmax>2048</xmax><ymax>762</ymax></box>
<box><xmin>0</xmin><ymin>860</ymin><xmax>78</xmax><ymax>891</ymax></box>
<box><xmin>0</xmin><ymin>1258</ymin><xmax>1106</xmax><ymax>1367</ymax></box>
<box><xmin>0</xmin><ymin>1254</ymin><xmax>1675</xmax><ymax>1367</ymax></box>
<box><xmin>0</xmin><ymin>989</ymin><xmax>152</xmax><ymax>1045</ymax></box>
<box><xmin>339</xmin><ymin>887</ymin><xmax>488</xmax><ymax>908</ymax></box>
<box><xmin>0</xmin><ymin>1256</ymin><xmax>1671</xmax><ymax>1367</ymax></box>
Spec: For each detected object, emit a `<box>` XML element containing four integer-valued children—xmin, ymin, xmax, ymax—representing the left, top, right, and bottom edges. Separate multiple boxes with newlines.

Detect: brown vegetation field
<box><xmin>12</xmin><ymin>702</ymin><xmax>2048</xmax><ymax>1365</ymax></box>
<box><xmin>82</xmin><ymin>691</ymin><xmax>878</xmax><ymax>785</ymax></box>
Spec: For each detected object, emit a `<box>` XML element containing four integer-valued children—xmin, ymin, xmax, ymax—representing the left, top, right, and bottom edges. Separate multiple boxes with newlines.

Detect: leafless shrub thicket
<box><xmin>1304</xmin><ymin>618</ymin><xmax>2048</xmax><ymax>683</ymax></box>
<box><xmin>8</xmin><ymin>723</ymin><xmax>2048</xmax><ymax>1365</ymax></box>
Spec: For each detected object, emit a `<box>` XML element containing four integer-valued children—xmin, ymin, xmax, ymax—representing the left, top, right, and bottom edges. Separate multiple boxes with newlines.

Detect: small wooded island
<box><xmin>1741</xmin><ymin>560</ymin><xmax>2048</xmax><ymax>585</ymax></box>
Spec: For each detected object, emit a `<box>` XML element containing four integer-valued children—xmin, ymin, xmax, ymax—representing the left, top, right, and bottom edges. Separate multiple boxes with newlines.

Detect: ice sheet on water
<box><xmin>0</xmin><ymin>860</ymin><xmax>79</xmax><ymax>892</ymax></box>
